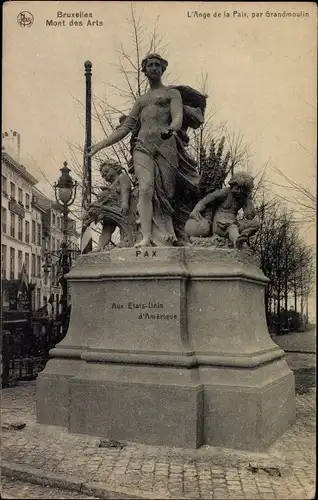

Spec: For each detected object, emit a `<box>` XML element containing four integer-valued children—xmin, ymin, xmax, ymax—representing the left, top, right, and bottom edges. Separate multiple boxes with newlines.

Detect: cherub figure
<box><xmin>84</xmin><ymin>160</ymin><xmax>134</xmax><ymax>251</ymax></box>
<box><xmin>185</xmin><ymin>171</ymin><xmax>260</xmax><ymax>249</ymax></box>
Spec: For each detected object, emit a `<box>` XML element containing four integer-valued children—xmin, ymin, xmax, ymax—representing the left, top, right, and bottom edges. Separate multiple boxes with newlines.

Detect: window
<box><xmin>1</xmin><ymin>245</ymin><xmax>7</xmax><ymax>279</ymax></box>
<box><xmin>32</xmin><ymin>220</ymin><xmax>36</xmax><ymax>243</ymax></box>
<box><xmin>52</xmin><ymin>237</ymin><xmax>55</xmax><ymax>251</ymax></box>
<box><xmin>31</xmin><ymin>287</ymin><xmax>36</xmax><ymax>312</ymax></box>
<box><xmin>69</xmin><ymin>220</ymin><xmax>76</xmax><ymax>233</ymax></box>
<box><xmin>2</xmin><ymin>175</ymin><xmax>7</xmax><ymax>193</ymax></box>
<box><xmin>10</xmin><ymin>247</ymin><xmax>15</xmax><ymax>280</ymax></box>
<box><xmin>37</xmin><ymin>288</ymin><xmax>41</xmax><ymax>309</ymax></box>
<box><xmin>51</xmin><ymin>264</ymin><xmax>55</xmax><ymax>284</ymax></box>
<box><xmin>25</xmin><ymin>221</ymin><xmax>30</xmax><ymax>243</ymax></box>
<box><xmin>57</xmin><ymin>216</ymin><xmax>61</xmax><ymax>229</ymax></box>
<box><xmin>2</xmin><ymin>207</ymin><xmax>7</xmax><ymax>233</ymax></box>
<box><xmin>56</xmin><ymin>294</ymin><xmax>60</xmax><ymax>314</ymax></box>
<box><xmin>37</xmin><ymin>255</ymin><xmax>41</xmax><ymax>277</ymax></box>
<box><xmin>18</xmin><ymin>217</ymin><xmax>23</xmax><ymax>241</ymax></box>
<box><xmin>37</xmin><ymin>223</ymin><xmax>41</xmax><ymax>246</ymax></box>
<box><xmin>10</xmin><ymin>182</ymin><xmax>16</xmax><ymax>199</ymax></box>
<box><xmin>52</xmin><ymin>213</ymin><xmax>56</xmax><ymax>225</ymax></box>
<box><xmin>10</xmin><ymin>213</ymin><xmax>15</xmax><ymax>238</ymax></box>
<box><xmin>18</xmin><ymin>250</ymin><xmax>23</xmax><ymax>274</ymax></box>
<box><xmin>25</xmin><ymin>193</ymin><xmax>30</xmax><ymax>210</ymax></box>
<box><xmin>31</xmin><ymin>253</ymin><xmax>36</xmax><ymax>276</ymax></box>
<box><xmin>18</xmin><ymin>187</ymin><xmax>23</xmax><ymax>204</ymax></box>
<box><xmin>25</xmin><ymin>253</ymin><xmax>30</xmax><ymax>280</ymax></box>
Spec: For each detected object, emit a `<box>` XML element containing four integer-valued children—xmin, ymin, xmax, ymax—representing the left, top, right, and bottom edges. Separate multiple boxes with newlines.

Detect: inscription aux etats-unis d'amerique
<box><xmin>111</xmin><ymin>302</ymin><xmax>178</xmax><ymax>320</ymax></box>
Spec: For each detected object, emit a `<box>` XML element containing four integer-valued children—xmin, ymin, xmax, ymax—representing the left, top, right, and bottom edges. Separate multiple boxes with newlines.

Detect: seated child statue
<box><xmin>185</xmin><ymin>171</ymin><xmax>260</xmax><ymax>249</ymax></box>
<box><xmin>84</xmin><ymin>160</ymin><xmax>133</xmax><ymax>251</ymax></box>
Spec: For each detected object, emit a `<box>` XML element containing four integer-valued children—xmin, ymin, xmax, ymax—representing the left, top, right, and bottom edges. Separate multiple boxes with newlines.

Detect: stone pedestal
<box><xmin>36</xmin><ymin>247</ymin><xmax>295</xmax><ymax>451</ymax></box>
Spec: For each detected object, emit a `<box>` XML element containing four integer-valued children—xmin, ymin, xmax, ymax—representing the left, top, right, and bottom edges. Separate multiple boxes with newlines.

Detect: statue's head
<box><xmin>100</xmin><ymin>160</ymin><xmax>122</xmax><ymax>183</ymax></box>
<box><xmin>141</xmin><ymin>53</ymin><xmax>168</xmax><ymax>81</ymax></box>
<box><xmin>228</xmin><ymin>172</ymin><xmax>254</xmax><ymax>200</ymax></box>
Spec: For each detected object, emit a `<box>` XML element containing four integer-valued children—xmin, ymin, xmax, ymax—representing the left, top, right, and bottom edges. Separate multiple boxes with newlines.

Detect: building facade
<box><xmin>1</xmin><ymin>149</ymin><xmax>44</xmax><ymax>309</ymax></box>
<box><xmin>34</xmin><ymin>188</ymin><xmax>80</xmax><ymax>317</ymax></box>
<box><xmin>1</xmin><ymin>131</ymin><xmax>80</xmax><ymax>318</ymax></box>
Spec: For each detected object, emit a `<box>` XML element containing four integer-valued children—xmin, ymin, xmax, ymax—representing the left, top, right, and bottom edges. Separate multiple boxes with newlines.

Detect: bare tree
<box><xmin>268</xmin><ymin>161</ymin><xmax>316</xmax><ymax>225</ymax></box>
<box><xmin>250</xmin><ymin>190</ymin><xmax>315</xmax><ymax>332</ymax></box>
<box><xmin>220</xmin><ymin>126</ymin><xmax>252</xmax><ymax>175</ymax></box>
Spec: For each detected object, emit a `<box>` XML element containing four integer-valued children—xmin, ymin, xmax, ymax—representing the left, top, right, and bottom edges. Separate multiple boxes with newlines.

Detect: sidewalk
<box><xmin>1</xmin><ymin>359</ymin><xmax>316</xmax><ymax>500</ymax></box>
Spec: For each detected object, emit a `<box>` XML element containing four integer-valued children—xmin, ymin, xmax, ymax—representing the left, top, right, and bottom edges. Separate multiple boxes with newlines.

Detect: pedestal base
<box><xmin>36</xmin><ymin>248</ymin><xmax>295</xmax><ymax>450</ymax></box>
<box><xmin>201</xmin><ymin>360</ymin><xmax>295</xmax><ymax>451</ymax></box>
<box><xmin>69</xmin><ymin>364</ymin><xmax>204</xmax><ymax>448</ymax></box>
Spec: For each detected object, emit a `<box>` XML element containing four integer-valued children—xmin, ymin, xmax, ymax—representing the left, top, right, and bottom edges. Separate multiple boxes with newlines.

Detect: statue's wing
<box><xmin>169</xmin><ymin>85</ymin><xmax>207</xmax><ymax>131</ymax></box>
<box><xmin>169</xmin><ymin>85</ymin><xmax>207</xmax><ymax>114</ymax></box>
<box><xmin>169</xmin><ymin>85</ymin><xmax>207</xmax><ymax>130</ymax></box>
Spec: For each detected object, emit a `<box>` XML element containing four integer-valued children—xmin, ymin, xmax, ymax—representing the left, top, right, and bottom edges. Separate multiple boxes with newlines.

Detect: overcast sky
<box><xmin>3</xmin><ymin>1</ymin><xmax>316</xmax><ymax>235</ymax></box>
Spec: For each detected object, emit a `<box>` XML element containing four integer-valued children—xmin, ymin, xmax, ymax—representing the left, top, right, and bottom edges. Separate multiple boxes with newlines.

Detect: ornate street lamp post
<box><xmin>54</xmin><ymin>162</ymin><xmax>77</xmax><ymax>335</ymax></box>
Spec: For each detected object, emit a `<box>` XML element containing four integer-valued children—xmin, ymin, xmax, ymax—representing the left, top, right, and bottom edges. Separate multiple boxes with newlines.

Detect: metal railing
<box><xmin>1</xmin><ymin>320</ymin><xmax>64</xmax><ymax>388</ymax></box>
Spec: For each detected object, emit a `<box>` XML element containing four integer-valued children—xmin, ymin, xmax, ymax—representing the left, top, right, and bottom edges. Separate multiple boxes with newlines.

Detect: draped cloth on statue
<box><xmin>83</xmin><ymin>183</ymin><xmax>132</xmax><ymax>244</ymax></box>
<box><xmin>130</xmin><ymin>85</ymin><xmax>207</xmax><ymax>245</ymax></box>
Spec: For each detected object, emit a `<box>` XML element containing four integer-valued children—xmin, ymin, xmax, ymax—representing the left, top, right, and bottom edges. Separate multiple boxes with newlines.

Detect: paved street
<box><xmin>0</xmin><ymin>477</ymin><xmax>98</xmax><ymax>499</ymax></box>
<box><xmin>1</xmin><ymin>333</ymin><xmax>316</xmax><ymax>500</ymax></box>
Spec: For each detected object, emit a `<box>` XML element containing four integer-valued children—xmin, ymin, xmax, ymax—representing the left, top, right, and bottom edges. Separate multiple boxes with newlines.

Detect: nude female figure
<box><xmin>90</xmin><ymin>53</ymin><xmax>183</xmax><ymax>247</ymax></box>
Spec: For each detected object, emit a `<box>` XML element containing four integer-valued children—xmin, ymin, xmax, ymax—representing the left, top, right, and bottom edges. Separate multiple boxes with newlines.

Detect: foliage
<box><xmin>198</xmin><ymin>136</ymin><xmax>231</xmax><ymax>197</ymax></box>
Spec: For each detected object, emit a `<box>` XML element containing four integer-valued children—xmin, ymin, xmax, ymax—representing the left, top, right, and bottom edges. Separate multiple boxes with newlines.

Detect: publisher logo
<box><xmin>17</xmin><ymin>11</ymin><xmax>34</xmax><ymax>27</ymax></box>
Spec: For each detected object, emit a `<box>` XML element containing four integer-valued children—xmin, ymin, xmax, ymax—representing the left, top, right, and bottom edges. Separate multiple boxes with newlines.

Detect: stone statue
<box><xmin>185</xmin><ymin>171</ymin><xmax>260</xmax><ymax>249</ymax></box>
<box><xmin>90</xmin><ymin>53</ymin><xmax>206</xmax><ymax>247</ymax></box>
<box><xmin>83</xmin><ymin>160</ymin><xmax>137</xmax><ymax>250</ymax></box>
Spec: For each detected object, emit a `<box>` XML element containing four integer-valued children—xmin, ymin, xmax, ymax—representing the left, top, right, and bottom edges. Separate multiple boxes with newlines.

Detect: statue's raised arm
<box><xmin>90</xmin><ymin>99</ymin><xmax>141</xmax><ymax>156</ymax></box>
